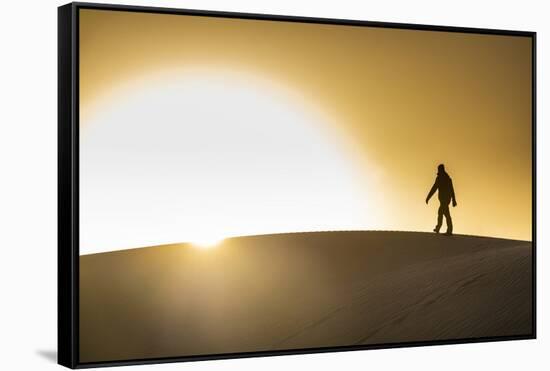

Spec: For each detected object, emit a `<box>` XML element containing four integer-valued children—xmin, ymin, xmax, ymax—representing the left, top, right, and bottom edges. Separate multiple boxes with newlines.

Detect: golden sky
<box><xmin>79</xmin><ymin>8</ymin><xmax>532</xmax><ymax>245</ymax></box>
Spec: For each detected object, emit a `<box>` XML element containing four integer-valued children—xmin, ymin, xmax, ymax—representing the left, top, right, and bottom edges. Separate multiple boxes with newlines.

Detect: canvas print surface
<box><xmin>78</xmin><ymin>8</ymin><xmax>533</xmax><ymax>363</ymax></box>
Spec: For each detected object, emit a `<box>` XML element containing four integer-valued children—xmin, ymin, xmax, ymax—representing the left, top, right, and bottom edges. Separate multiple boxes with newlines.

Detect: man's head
<box><xmin>438</xmin><ymin>164</ymin><xmax>445</xmax><ymax>173</ymax></box>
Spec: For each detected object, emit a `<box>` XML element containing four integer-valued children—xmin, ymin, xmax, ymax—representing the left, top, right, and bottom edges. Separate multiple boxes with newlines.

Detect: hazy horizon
<box><xmin>79</xmin><ymin>229</ymin><xmax>533</xmax><ymax>258</ymax></box>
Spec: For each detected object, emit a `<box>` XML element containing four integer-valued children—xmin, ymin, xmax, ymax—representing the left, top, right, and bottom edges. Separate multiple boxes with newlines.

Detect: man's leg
<box><xmin>434</xmin><ymin>205</ymin><xmax>443</xmax><ymax>233</ymax></box>
<box><xmin>443</xmin><ymin>204</ymin><xmax>453</xmax><ymax>235</ymax></box>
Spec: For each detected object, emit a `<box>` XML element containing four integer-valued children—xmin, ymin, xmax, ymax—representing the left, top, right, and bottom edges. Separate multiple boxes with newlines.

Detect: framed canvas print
<box><xmin>58</xmin><ymin>2</ymin><xmax>536</xmax><ymax>368</ymax></box>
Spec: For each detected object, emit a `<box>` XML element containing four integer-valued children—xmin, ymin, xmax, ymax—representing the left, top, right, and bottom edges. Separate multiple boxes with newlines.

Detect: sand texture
<box><xmin>80</xmin><ymin>231</ymin><xmax>532</xmax><ymax>362</ymax></box>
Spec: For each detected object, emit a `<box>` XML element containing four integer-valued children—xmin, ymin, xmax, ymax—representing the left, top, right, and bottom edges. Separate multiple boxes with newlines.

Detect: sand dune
<box><xmin>79</xmin><ymin>231</ymin><xmax>532</xmax><ymax>363</ymax></box>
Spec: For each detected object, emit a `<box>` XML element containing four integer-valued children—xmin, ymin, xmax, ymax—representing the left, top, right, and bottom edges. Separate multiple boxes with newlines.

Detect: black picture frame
<box><xmin>58</xmin><ymin>2</ymin><xmax>537</xmax><ymax>368</ymax></box>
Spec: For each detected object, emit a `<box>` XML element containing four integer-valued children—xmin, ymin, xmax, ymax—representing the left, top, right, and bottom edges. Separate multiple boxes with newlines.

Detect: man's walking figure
<box><xmin>425</xmin><ymin>164</ymin><xmax>457</xmax><ymax>235</ymax></box>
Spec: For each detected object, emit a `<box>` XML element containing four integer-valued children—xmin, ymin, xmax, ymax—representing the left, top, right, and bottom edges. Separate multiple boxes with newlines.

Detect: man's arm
<box><xmin>426</xmin><ymin>178</ymin><xmax>438</xmax><ymax>204</ymax></box>
<box><xmin>450</xmin><ymin>178</ymin><xmax>457</xmax><ymax>207</ymax></box>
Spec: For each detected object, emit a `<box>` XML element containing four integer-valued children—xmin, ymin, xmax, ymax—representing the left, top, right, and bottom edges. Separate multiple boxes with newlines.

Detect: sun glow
<box><xmin>80</xmin><ymin>70</ymin><xmax>381</xmax><ymax>255</ymax></box>
<box><xmin>190</xmin><ymin>236</ymin><xmax>225</xmax><ymax>249</ymax></box>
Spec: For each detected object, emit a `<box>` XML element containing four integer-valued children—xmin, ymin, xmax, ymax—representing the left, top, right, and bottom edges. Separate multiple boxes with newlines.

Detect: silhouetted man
<box><xmin>425</xmin><ymin>164</ymin><xmax>457</xmax><ymax>235</ymax></box>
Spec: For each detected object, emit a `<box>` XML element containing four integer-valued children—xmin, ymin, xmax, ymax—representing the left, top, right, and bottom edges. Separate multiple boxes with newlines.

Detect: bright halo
<box><xmin>80</xmin><ymin>70</ymin><xmax>380</xmax><ymax>255</ymax></box>
<box><xmin>190</xmin><ymin>236</ymin><xmax>224</xmax><ymax>249</ymax></box>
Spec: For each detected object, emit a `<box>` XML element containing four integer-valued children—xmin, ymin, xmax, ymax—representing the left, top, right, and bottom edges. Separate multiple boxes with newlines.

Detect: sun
<box><xmin>190</xmin><ymin>236</ymin><xmax>225</xmax><ymax>249</ymax></box>
<box><xmin>80</xmin><ymin>69</ymin><xmax>381</xmax><ymax>254</ymax></box>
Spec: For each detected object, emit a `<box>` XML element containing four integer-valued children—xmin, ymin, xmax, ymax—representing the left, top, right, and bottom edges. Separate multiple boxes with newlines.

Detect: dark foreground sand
<box><xmin>80</xmin><ymin>231</ymin><xmax>532</xmax><ymax>363</ymax></box>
